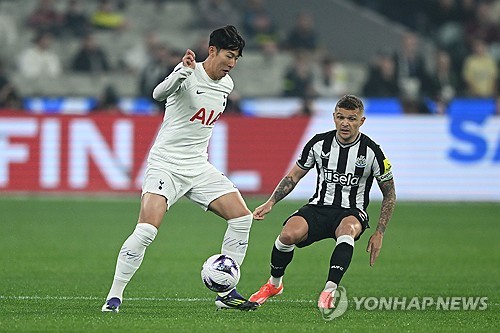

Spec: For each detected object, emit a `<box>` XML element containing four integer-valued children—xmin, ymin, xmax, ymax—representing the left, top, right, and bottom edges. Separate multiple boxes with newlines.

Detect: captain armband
<box><xmin>377</xmin><ymin>170</ymin><xmax>393</xmax><ymax>182</ymax></box>
<box><xmin>376</xmin><ymin>158</ymin><xmax>393</xmax><ymax>182</ymax></box>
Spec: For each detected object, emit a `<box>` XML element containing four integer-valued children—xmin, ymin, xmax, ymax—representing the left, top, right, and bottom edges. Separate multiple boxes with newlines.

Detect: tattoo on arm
<box><xmin>271</xmin><ymin>176</ymin><xmax>297</xmax><ymax>204</ymax></box>
<box><xmin>376</xmin><ymin>179</ymin><xmax>396</xmax><ymax>234</ymax></box>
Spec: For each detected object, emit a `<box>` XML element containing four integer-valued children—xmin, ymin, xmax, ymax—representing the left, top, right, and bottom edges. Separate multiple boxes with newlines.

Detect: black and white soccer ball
<box><xmin>201</xmin><ymin>254</ymin><xmax>240</xmax><ymax>292</ymax></box>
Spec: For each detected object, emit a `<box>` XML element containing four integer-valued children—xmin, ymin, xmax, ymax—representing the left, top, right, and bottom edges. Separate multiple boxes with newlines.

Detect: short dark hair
<box><xmin>335</xmin><ymin>95</ymin><xmax>364</xmax><ymax>114</ymax></box>
<box><xmin>209</xmin><ymin>25</ymin><xmax>245</xmax><ymax>56</ymax></box>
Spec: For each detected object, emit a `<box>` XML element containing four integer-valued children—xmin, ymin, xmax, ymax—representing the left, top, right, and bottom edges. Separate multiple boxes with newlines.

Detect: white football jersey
<box><xmin>148</xmin><ymin>61</ymin><xmax>233</xmax><ymax>169</ymax></box>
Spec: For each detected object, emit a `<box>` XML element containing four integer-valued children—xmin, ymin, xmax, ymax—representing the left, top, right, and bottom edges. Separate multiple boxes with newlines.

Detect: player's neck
<box><xmin>336</xmin><ymin>132</ymin><xmax>360</xmax><ymax>146</ymax></box>
<box><xmin>202</xmin><ymin>61</ymin><xmax>217</xmax><ymax>80</ymax></box>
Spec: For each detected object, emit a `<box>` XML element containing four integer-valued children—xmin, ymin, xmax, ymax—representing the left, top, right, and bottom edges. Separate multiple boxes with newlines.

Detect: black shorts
<box><xmin>284</xmin><ymin>204</ymin><xmax>370</xmax><ymax>248</ymax></box>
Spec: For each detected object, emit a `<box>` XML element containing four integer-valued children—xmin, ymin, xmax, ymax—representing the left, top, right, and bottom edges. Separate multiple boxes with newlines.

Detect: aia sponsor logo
<box><xmin>190</xmin><ymin>108</ymin><xmax>222</xmax><ymax>126</ymax></box>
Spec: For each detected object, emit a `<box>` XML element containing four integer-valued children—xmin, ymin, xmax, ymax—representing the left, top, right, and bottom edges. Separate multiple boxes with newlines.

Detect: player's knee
<box><xmin>278</xmin><ymin>232</ymin><xmax>294</xmax><ymax>245</ymax></box>
<box><xmin>279</xmin><ymin>229</ymin><xmax>303</xmax><ymax>245</ymax></box>
<box><xmin>280</xmin><ymin>217</ymin><xmax>308</xmax><ymax>245</ymax></box>
<box><xmin>227</xmin><ymin>214</ymin><xmax>252</xmax><ymax>232</ymax></box>
<box><xmin>138</xmin><ymin>193</ymin><xmax>167</xmax><ymax>227</ymax></box>
<box><xmin>275</xmin><ymin>235</ymin><xmax>295</xmax><ymax>252</ymax></box>
<box><xmin>336</xmin><ymin>217</ymin><xmax>362</xmax><ymax>238</ymax></box>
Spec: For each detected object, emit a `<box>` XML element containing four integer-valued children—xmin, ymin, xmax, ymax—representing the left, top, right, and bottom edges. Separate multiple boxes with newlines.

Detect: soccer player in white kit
<box><xmin>102</xmin><ymin>26</ymin><xmax>259</xmax><ymax>312</ymax></box>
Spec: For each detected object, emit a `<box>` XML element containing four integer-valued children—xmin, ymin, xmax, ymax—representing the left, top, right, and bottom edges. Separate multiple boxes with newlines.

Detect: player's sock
<box><xmin>221</xmin><ymin>214</ymin><xmax>252</xmax><ymax>265</ymax></box>
<box><xmin>270</xmin><ymin>276</ymin><xmax>282</xmax><ymax>288</ymax></box>
<box><xmin>323</xmin><ymin>281</ymin><xmax>338</xmax><ymax>293</ymax></box>
<box><xmin>327</xmin><ymin>235</ymin><xmax>354</xmax><ymax>285</ymax></box>
<box><xmin>269</xmin><ymin>236</ymin><xmax>295</xmax><ymax>285</ymax></box>
<box><xmin>106</xmin><ymin>223</ymin><xmax>158</xmax><ymax>300</ymax></box>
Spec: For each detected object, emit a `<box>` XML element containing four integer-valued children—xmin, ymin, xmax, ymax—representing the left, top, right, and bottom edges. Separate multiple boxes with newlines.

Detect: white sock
<box><xmin>221</xmin><ymin>214</ymin><xmax>252</xmax><ymax>265</ymax></box>
<box><xmin>106</xmin><ymin>223</ymin><xmax>158</xmax><ymax>300</ymax></box>
<box><xmin>275</xmin><ymin>236</ymin><xmax>295</xmax><ymax>252</ymax></box>
<box><xmin>324</xmin><ymin>281</ymin><xmax>338</xmax><ymax>293</ymax></box>
<box><xmin>270</xmin><ymin>276</ymin><xmax>282</xmax><ymax>287</ymax></box>
<box><xmin>336</xmin><ymin>235</ymin><xmax>355</xmax><ymax>247</ymax></box>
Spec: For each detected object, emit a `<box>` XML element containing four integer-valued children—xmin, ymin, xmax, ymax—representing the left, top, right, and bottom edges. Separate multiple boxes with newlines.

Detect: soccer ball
<box><xmin>201</xmin><ymin>254</ymin><xmax>240</xmax><ymax>292</ymax></box>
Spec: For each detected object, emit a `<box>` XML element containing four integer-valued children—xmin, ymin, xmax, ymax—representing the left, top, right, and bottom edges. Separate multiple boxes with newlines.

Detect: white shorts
<box><xmin>142</xmin><ymin>163</ymin><xmax>238</xmax><ymax>211</ymax></box>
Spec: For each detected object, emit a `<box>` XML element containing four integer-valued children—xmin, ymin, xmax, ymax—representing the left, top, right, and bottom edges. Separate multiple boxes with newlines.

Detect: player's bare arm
<box><xmin>366</xmin><ymin>178</ymin><xmax>396</xmax><ymax>266</ymax></box>
<box><xmin>376</xmin><ymin>179</ymin><xmax>396</xmax><ymax>234</ymax></box>
<box><xmin>253</xmin><ymin>165</ymin><xmax>308</xmax><ymax>220</ymax></box>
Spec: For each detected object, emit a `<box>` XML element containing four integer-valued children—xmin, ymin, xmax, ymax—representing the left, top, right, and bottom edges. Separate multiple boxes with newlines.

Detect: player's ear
<box><xmin>208</xmin><ymin>45</ymin><xmax>217</xmax><ymax>57</ymax></box>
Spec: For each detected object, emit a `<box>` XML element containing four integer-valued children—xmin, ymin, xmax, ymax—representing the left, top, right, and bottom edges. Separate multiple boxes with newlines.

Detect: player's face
<box><xmin>207</xmin><ymin>46</ymin><xmax>240</xmax><ymax>80</ymax></box>
<box><xmin>334</xmin><ymin>107</ymin><xmax>365</xmax><ymax>144</ymax></box>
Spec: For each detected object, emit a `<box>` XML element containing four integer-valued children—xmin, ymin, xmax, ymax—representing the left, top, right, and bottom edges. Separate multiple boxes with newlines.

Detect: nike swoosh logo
<box><xmin>321</xmin><ymin>152</ymin><xmax>330</xmax><ymax>158</ymax></box>
<box><xmin>196</xmin><ymin>90</ymin><xmax>205</xmax><ymax>94</ymax></box>
<box><xmin>124</xmin><ymin>250</ymin><xmax>140</xmax><ymax>259</ymax></box>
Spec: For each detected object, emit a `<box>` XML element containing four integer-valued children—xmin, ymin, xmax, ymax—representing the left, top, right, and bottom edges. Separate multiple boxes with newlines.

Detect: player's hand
<box><xmin>253</xmin><ymin>202</ymin><xmax>273</xmax><ymax>220</ymax></box>
<box><xmin>366</xmin><ymin>231</ymin><xmax>383</xmax><ymax>266</ymax></box>
<box><xmin>182</xmin><ymin>49</ymin><xmax>196</xmax><ymax>69</ymax></box>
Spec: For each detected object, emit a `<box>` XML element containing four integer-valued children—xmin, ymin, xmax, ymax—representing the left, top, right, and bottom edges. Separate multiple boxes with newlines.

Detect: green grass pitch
<box><xmin>0</xmin><ymin>196</ymin><xmax>498</xmax><ymax>332</ymax></box>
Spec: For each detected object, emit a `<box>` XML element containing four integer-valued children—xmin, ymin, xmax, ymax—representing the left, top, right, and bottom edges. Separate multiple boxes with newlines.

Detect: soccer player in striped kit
<box><xmin>249</xmin><ymin>95</ymin><xmax>396</xmax><ymax>311</ymax></box>
<box><xmin>102</xmin><ymin>25</ymin><xmax>259</xmax><ymax>312</ymax></box>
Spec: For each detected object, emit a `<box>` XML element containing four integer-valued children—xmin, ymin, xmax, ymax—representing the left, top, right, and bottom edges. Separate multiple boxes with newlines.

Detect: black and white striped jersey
<box><xmin>297</xmin><ymin>130</ymin><xmax>393</xmax><ymax>210</ymax></box>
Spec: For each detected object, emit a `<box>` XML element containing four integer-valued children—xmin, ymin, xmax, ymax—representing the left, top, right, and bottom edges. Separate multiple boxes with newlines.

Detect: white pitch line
<box><xmin>0</xmin><ymin>295</ymin><xmax>314</xmax><ymax>303</ymax></box>
<box><xmin>1</xmin><ymin>295</ymin><xmax>497</xmax><ymax>307</ymax></box>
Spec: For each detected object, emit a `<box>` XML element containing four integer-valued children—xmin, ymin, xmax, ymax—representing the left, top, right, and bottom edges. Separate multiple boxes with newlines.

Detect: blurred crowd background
<box><xmin>0</xmin><ymin>0</ymin><xmax>499</xmax><ymax>115</ymax></box>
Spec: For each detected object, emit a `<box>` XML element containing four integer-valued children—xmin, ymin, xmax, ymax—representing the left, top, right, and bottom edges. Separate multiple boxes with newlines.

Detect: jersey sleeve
<box><xmin>152</xmin><ymin>62</ymin><xmax>194</xmax><ymax>101</ymax></box>
<box><xmin>372</xmin><ymin>145</ymin><xmax>393</xmax><ymax>182</ymax></box>
<box><xmin>296</xmin><ymin>135</ymin><xmax>319</xmax><ymax>170</ymax></box>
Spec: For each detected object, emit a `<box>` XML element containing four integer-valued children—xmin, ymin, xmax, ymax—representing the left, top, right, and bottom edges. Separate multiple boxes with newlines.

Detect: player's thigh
<box><xmin>138</xmin><ymin>193</ymin><xmax>167</xmax><ymax>228</ymax></box>
<box><xmin>141</xmin><ymin>167</ymin><xmax>190</xmax><ymax>228</ymax></box>
<box><xmin>280</xmin><ymin>216</ymin><xmax>309</xmax><ymax>245</ymax></box>
<box><xmin>335</xmin><ymin>208</ymin><xmax>370</xmax><ymax>240</ymax></box>
<box><xmin>208</xmin><ymin>191</ymin><xmax>251</xmax><ymax>220</ymax></box>
<box><xmin>288</xmin><ymin>205</ymin><xmax>342</xmax><ymax>247</ymax></box>
<box><xmin>335</xmin><ymin>215</ymin><xmax>363</xmax><ymax>238</ymax></box>
<box><xmin>186</xmin><ymin>164</ymin><xmax>249</xmax><ymax>218</ymax></box>
<box><xmin>142</xmin><ymin>167</ymin><xmax>188</xmax><ymax>208</ymax></box>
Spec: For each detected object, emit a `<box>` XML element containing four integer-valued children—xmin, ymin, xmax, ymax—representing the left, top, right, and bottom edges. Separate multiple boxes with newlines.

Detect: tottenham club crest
<box><xmin>355</xmin><ymin>155</ymin><xmax>367</xmax><ymax>168</ymax></box>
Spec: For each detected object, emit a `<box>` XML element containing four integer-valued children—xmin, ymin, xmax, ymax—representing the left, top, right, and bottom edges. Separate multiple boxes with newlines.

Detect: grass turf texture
<box><xmin>0</xmin><ymin>196</ymin><xmax>498</xmax><ymax>332</ymax></box>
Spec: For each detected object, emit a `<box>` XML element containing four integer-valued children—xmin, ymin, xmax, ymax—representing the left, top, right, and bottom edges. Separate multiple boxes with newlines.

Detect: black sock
<box><xmin>270</xmin><ymin>245</ymin><xmax>294</xmax><ymax>278</ymax></box>
<box><xmin>327</xmin><ymin>242</ymin><xmax>354</xmax><ymax>284</ymax></box>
